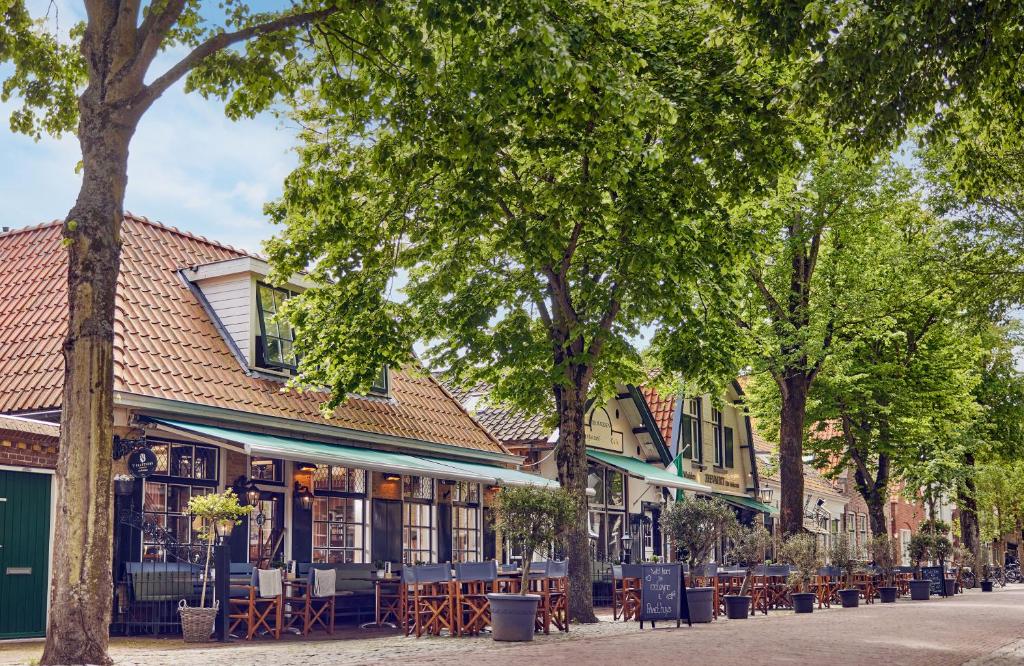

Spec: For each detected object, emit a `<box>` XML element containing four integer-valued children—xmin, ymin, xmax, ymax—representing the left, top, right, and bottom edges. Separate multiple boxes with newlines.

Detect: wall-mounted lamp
<box><xmin>296</xmin><ymin>461</ymin><xmax>317</xmax><ymax>473</ymax></box>
<box><xmin>383</xmin><ymin>473</ymin><xmax>401</xmax><ymax>482</ymax></box>
<box><xmin>294</xmin><ymin>481</ymin><xmax>314</xmax><ymax>511</ymax></box>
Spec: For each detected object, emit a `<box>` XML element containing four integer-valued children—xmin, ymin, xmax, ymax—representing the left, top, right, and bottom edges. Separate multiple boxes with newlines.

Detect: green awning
<box><xmin>150</xmin><ymin>418</ymin><xmax>557</xmax><ymax>489</ymax></box>
<box><xmin>715</xmin><ymin>492</ymin><xmax>779</xmax><ymax>515</ymax></box>
<box><xmin>587</xmin><ymin>448</ymin><xmax>712</xmax><ymax>493</ymax></box>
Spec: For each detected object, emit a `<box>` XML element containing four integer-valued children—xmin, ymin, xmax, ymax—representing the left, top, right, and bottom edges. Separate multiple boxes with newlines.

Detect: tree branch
<box><xmin>134</xmin><ymin>7</ymin><xmax>341</xmax><ymax>109</ymax></box>
<box><xmin>749</xmin><ymin>265</ymin><xmax>786</xmax><ymax>322</ymax></box>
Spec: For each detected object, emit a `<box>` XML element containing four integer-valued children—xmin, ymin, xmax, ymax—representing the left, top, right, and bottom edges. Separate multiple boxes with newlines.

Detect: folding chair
<box><xmin>547</xmin><ymin>560</ymin><xmax>570</xmax><ymax>633</ymax></box>
<box><xmin>228</xmin><ymin>568</ymin><xmax>284</xmax><ymax>640</ymax></box>
<box><xmin>454</xmin><ymin>561</ymin><xmax>497</xmax><ymax>636</ymax></box>
<box><xmin>285</xmin><ymin>566</ymin><xmax>336</xmax><ymax>635</ymax></box>
<box><xmin>409</xmin><ymin>564</ymin><xmax>454</xmax><ymax>637</ymax></box>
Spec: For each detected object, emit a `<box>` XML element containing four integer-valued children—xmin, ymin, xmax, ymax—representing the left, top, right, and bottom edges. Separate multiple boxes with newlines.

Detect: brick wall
<box><xmin>0</xmin><ymin>437</ymin><xmax>58</xmax><ymax>469</ymax></box>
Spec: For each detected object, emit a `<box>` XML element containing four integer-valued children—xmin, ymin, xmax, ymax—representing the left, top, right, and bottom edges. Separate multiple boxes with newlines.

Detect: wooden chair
<box><xmin>454</xmin><ymin>561</ymin><xmax>496</xmax><ymax>636</ymax></box>
<box><xmin>618</xmin><ymin>564</ymin><xmax>643</xmax><ymax>621</ymax></box>
<box><xmin>408</xmin><ymin>564</ymin><xmax>454</xmax><ymax>637</ymax></box>
<box><xmin>285</xmin><ymin>566</ymin><xmax>335</xmax><ymax>635</ymax></box>
<box><xmin>546</xmin><ymin>560</ymin><xmax>570</xmax><ymax>633</ymax></box>
<box><xmin>228</xmin><ymin>568</ymin><xmax>284</xmax><ymax>640</ymax></box>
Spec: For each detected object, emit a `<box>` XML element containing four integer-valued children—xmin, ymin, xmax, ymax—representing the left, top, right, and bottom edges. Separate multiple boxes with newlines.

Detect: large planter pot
<box><xmin>487</xmin><ymin>593</ymin><xmax>540</xmax><ymax>642</ymax></box>
<box><xmin>944</xmin><ymin>578</ymin><xmax>956</xmax><ymax>597</ymax></box>
<box><xmin>178</xmin><ymin>601</ymin><xmax>217</xmax><ymax>643</ymax></box>
<box><xmin>909</xmin><ymin>579</ymin><xmax>931</xmax><ymax>601</ymax></box>
<box><xmin>723</xmin><ymin>595</ymin><xmax>751</xmax><ymax>619</ymax></box>
<box><xmin>838</xmin><ymin>588</ymin><xmax>860</xmax><ymax>608</ymax></box>
<box><xmin>981</xmin><ymin>580</ymin><xmax>994</xmax><ymax>592</ymax></box>
<box><xmin>878</xmin><ymin>586</ymin><xmax>899</xmax><ymax>603</ymax></box>
<box><xmin>686</xmin><ymin>587</ymin><xmax>715</xmax><ymax>623</ymax></box>
<box><xmin>792</xmin><ymin>592</ymin><xmax>816</xmax><ymax>614</ymax></box>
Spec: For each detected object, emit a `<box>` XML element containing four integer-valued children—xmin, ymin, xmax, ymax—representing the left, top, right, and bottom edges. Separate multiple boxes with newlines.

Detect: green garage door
<box><xmin>0</xmin><ymin>470</ymin><xmax>52</xmax><ymax>638</ymax></box>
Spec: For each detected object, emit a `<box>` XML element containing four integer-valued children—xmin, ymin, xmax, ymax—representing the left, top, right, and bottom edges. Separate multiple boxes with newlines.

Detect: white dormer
<box><xmin>182</xmin><ymin>256</ymin><xmax>314</xmax><ymax>375</ymax></box>
<box><xmin>181</xmin><ymin>256</ymin><xmax>391</xmax><ymax>397</ymax></box>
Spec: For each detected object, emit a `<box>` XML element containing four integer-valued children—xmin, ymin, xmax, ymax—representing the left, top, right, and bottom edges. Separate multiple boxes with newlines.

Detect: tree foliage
<box><xmin>492</xmin><ymin>485</ymin><xmax>576</xmax><ymax>594</ymax></box>
<box><xmin>660</xmin><ymin>496</ymin><xmax>737</xmax><ymax>567</ymax></box>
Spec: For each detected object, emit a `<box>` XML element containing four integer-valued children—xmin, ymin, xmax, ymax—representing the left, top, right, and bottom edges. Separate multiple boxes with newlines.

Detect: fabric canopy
<box><xmin>714</xmin><ymin>492</ymin><xmax>779</xmax><ymax>515</ymax></box>
<box><xmin>149</xmin><ymin>418</ymin><xmax>558</xmax><ymax>489</ymax></box>
<box><xmin>587</xmin><ymin>448</ymin><xmax>712</xmax><ymax>493</ymax></box>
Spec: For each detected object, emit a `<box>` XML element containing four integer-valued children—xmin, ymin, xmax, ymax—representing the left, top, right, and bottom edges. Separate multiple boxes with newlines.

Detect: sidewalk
<box><xmin>3</xmin><ymin>586</ymin><xmax>1023</xmax><ymax>665</ymax></box>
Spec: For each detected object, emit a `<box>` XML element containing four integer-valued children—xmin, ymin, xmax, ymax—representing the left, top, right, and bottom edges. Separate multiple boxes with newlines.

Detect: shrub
<box><xmin>661</xmin><ymin>497</ymin><xmax>737</xmax><ymax>567</ymax></box>
<box><xmin>781</xmin><ymin>533</ymin><xmax>822</xmax><ymax>593</ymax></box>
<box><xmin>870</xmin><ymin>534</ymin><xmax>899</xmax><ymax>587</ymax></box>
<box><xmin>493</xmin><ymin>485</ymin><xmax>577</xmax><ymax>594</ymax></box>
<box><xmin>728</xmin><ymin>524</ymin><xmax>772</xmax><ymax>595</ymax></box>
<box><xmin>828</xmin><ymin>533</ymin><xmax>858</xmax><ymax>589</ymax></box>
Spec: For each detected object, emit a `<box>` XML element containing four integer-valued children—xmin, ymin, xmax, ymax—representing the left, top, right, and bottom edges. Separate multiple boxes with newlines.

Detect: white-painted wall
<box><xmin>196</xmin><ymin>274</ymin><xmax>254</xmax><ymax>364</ymax></box>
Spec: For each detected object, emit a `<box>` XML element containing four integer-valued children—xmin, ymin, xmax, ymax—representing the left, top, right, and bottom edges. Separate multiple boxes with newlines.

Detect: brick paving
<box><xmin>2</xmin><ymin>586</ymin><xmax>1023</xmax><ymax>665</ymax></box>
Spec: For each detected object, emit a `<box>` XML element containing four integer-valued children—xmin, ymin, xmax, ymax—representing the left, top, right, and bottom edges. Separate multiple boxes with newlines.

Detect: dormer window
<box><xmin>256</xmin><ymin>283</ymin><xmax>298</xmax><ymax>371</ymax></box>
<box><xmin>369</xmin><ymin>365</ymin><xmax>390</xmax><ymax>398</ymax></box>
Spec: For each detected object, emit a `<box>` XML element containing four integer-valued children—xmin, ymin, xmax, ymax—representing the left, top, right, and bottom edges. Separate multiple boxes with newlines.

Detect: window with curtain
<box><xmin>141</xmin><ymin>441</ymin><xmax>218</xmax><ymax>561</ymax></box>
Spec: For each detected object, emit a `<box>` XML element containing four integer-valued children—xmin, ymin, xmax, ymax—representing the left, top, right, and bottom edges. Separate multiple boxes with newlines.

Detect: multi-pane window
<box><xmin>256</xmin><ymin>283</ymin><xmax>298</xmax><ymax>370</ymax></box>
<box><xmin>141</xmin><ymin>441</ymin><xmax>218</xmax><ymax>561</ymax></box>
<box><xmin>402</xmin><ymin>476</ymin><xmax>434</xmax><ymax>563</ymax></box>
<box><xmin>142</xmin><ymin>482</ymin><xmax>213</xmax><ymax>561</ymax></box>
<box><xmin>686</xmin><ymin>398</ymin><xmax>703</xmax><ymax>463</ymax></box>
<box><xmin>712</xmin><ymin>408</ymin><xmax>724</xmax><ymax>466</ymax></box>
<box><xmin>149</xmin><ymin>443</ymin><xmax>218</xmax><ymax>481</ymax></box>
<box><xmin>369</xmin><ymin>366</ymin><xmax>390</xmax><ymax>397</ymax></box>
<box><xmin>723</xmin><ymin>426</ymin><xmax>735</xmax><ymax>468</ymax></box>
<box><xmin>450</xmin><ymin>482</ymin><xmax>480</xmax><ymax>563</ymax></box>
<box><xmin>857</xmin><ymin>513</ymin><xmax>868</xmax><ymax>556</ymax></box>
<box><xmin>313</xmin><ymin>496</ymin><xmax>367</xmax><ymax>563</ymax></box>
<box><xmin>311</xmin><ymin>465</ymin><xmax>368</xmax><ymax>563</ymax></box>
<box><xmin>248</xmin><ymin>496</ymin><xmax>280</xmax><ymax>564</ymax></box>
<box><xmin>250</xmin><ymin>457</ymin><xmax>283</xmax><ymax>483</ymax></box>
<box><xmin>587</xmin><ymin>463</ymin><xmax>626</xmax><ymax>562</ymax></box>
<box><xmin>312</xmin><ymin>465</ymin><xmax>367</xmax><ymax>494</ymax></box>
<box><xmin>404</xmin><ymin>503</ymin><xmax>433</xmax><ymax>564</ymax></box>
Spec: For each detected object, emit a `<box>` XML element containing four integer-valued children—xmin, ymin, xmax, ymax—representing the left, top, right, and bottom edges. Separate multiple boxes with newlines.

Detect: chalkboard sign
<box><xmin>127</xmin><ymin>447</ymin><xmax>157</xmax><ymax>479</ymax></box>
<box><xmin>920</xmin><ymin>565</ymin><xmax>945</xmax><ymax>596</ymax></box>
<box><xmin>639</xmin><ymin>563</ymin><xmax>691</xmax><ymax>628</ymax></box>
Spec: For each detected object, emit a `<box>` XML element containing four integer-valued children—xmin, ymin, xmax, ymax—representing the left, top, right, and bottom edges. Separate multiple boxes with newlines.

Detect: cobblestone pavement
<box><xmin>3</xmin><ymin>586</ymin><xmax>1023</xmax><ymax>665</ymax></box>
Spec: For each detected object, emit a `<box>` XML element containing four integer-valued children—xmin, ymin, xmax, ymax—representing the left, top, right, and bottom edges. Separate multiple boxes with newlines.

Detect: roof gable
<box><xmin>0</xmin><ymin>216</ymin><xmax>505</xmax><ymax>455</ymax></box>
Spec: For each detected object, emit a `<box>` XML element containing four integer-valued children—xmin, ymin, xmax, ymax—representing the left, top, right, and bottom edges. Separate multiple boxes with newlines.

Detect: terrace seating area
<box><xmin>112</xmin><ymin>559</ymin><xmax>570</xmax><ymax>640</ymax></box>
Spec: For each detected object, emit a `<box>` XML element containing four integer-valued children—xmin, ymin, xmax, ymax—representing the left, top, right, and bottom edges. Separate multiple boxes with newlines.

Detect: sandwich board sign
<box><xmin>639</xmin><ymin>562</ymin><xmax>691</xmax><ymax>629</ymax></box>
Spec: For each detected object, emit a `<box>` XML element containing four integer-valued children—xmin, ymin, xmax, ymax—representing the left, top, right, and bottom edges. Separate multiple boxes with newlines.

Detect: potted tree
<box><xmin>979</xmin><ymin>552</ymin><xmax>994</xmax><ymax>592</ymax></box>
<box><xmin>179</xmin><ymin>490</ymin><xmax>251</xmax><ymax>642</ymax></box>
<box><xmin>488</xmin><ymin>485</ymin><xmax>575</xmax><ymax>642</ymax></box>
<box><xmin>780</xmin><ymin>533</ymin><xmax>822</xmax><ymax>614</ymax></box>
<box><xmin>871</xmin><ymin>534</ymin><xmax>900</xmax><ymax>603</ymax></box>
<box><xmin>723</xmin><ymin>524</ymin><xmax>771</xmax><ymax>619</ymax></box>
<box><xmin>829</xmin><ymin>534</ymin><xmax>861</xmax><ymax>608</ymax></box>
<box><xmin>661</xmin><ymin>497</ymin><xmax>737</xmax><ymax>623</ymax></box>
<box><xmin>907</xmin><ymin>531</ymin><xmax>933</xmax><ymax>600</ymax></box>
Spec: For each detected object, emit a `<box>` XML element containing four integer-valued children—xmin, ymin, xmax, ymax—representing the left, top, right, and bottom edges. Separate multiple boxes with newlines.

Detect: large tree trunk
<box><xmin>41</xmin><ymin>94</ymin><xmax>136</xmax><ymax>666</ymax></box>
<box><xmin>554</xmin><ymin>383</ymin><xmax>598</xmax><ymax>624</ymax></box>
<box><xmin>959</xmin><ymin>452</ymin><xmax>980</xmax><ymax>558</ymax></box>
<box><xmin>851</xmin><ymin>449</ymin><xmax>889</xmax><ymax>537</ymax></box>
<box><xmin>778</xmin><ymin>374</ymin><xmax>808</xmax><ymax>536</ymax></box>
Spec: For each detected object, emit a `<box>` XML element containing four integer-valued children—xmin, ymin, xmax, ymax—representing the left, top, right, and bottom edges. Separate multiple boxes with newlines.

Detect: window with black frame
<box><xmin>256</xmin><ymin>283</ymin><xmax>298</xmax><ymax>370</ymax></box>
<box><xmin>403</xmin><ymin>475</ymin><xmax>434</xmax><ymax>564</ymax></box>
<box><xmin>141</xmin><ymin>442</ymin><xmax>218</xmax><ymax>561</ymax></box>
<box><xmin>249</xmin><ymin>456</ymin><xmax>283</xmax><ymax>484</ymax></box>
<box><xmin>311</xmin><ymin>465</ymin><xmax>368</xmax><ymax>563</ymax></box>
<box><xmin>712</xmin><ymin>407</ymin><xmax>723</xmax><ymax>466</ymax></box>
<box><xmin>450</xmin><ymin>481</ymin><xmax>480</xmax><ymax>563</ymax></box>
<box><xmin>586</xmin><ymin>463</ymin><xmax>625</xmax><ymax>562</ymax></box>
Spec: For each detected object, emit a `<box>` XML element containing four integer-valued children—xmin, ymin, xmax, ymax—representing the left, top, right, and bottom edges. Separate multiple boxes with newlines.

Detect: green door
<box><xmin>0</xmin><ymin>470</ymin><xmax>52</xmax><ymax>638</ymax></box>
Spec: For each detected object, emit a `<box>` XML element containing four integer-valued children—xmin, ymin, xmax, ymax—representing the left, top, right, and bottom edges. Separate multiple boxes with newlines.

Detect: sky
<box><xmin>1</xmin><ymin>1</ymin><xmax>300</xmax><ymax>254</ymax></box>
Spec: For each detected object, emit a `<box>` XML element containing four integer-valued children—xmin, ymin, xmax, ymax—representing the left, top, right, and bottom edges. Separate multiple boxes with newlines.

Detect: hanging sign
<box><xmin>127</xmin><ymin>447</ymin><xmax>157</xmax><ymax>478</ymax></box>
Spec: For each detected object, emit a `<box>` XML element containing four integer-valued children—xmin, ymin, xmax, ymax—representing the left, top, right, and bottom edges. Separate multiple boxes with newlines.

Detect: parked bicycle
<box><xmin>1006</xmin><ymin>562</ymin><xmax>1021</xmax><ymax>584</ymax></box>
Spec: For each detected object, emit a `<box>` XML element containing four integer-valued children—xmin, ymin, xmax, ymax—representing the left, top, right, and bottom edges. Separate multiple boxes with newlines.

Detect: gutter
<box><xmin>114</xmin><ymin>392</ymin><xmax>523</xmax><ymax>466</ymax></box>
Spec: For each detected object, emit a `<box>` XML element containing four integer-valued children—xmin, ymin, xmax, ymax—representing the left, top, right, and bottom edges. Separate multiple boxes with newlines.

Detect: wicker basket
<box><xmin>178</xmin><ymin>600</ymin><xmax>218</xmax><ymax>643</ymax></box>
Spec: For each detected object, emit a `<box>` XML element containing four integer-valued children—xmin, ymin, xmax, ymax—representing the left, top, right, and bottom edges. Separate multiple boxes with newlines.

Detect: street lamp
<box><xmin>621</xmin><ymin>533</ymin><xmax>634</xmax><ymax>564</ymax></box>
<box><xmin>294</xmin><ymin>481</ymin><xmax>314</xmax><ymax>511</ymax></box>
<box><xmin>214</xmin><ymin>519</ymin><xmax>235</xmax><ymax>544</ymax></box>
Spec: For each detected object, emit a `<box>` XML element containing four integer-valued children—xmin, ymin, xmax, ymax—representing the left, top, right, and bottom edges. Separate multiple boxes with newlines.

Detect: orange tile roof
<box><xmin>0</xmin><ymin>217</ymin><xmax>505</xmax><ymax>455</ymax></box>
<box><xmin>0</xmin><ymin>414</ymin><xmax>59</xmax><ymax>442</ymax></box>
<box><xmin>639</xmin><ymin>385</ymin><xmax>675</xmax><ymax>444</ymax></box>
